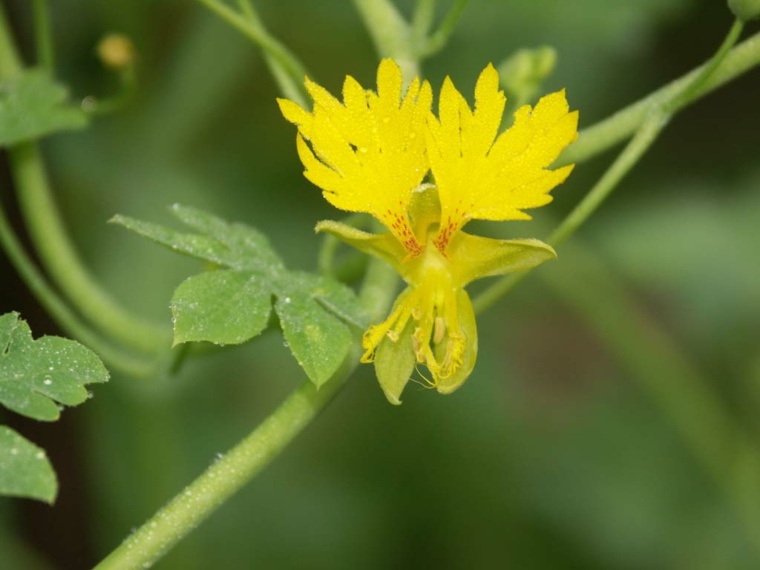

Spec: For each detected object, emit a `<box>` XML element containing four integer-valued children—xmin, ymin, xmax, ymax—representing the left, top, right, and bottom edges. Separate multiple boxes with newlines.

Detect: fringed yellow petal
<box><xmin>427</xmin><ymin>66</ymin><xmax>578</xmax><ymax>251</ymax></box>
<box><xmin>279</xmin><ymin>59</ymin><xmax>432</xmax><ymax>256</ymax></box>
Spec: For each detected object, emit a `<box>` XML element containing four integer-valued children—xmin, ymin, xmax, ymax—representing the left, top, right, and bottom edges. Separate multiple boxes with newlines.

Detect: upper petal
<box><xmin>279</xmin><ymin>59</ymin><xmax>432</xmax><ymax>256</ymax></box>
<box><xmin>426</xmin><ymin>66</ymin><xmax>578</xmax><ymax>251</ymax></box>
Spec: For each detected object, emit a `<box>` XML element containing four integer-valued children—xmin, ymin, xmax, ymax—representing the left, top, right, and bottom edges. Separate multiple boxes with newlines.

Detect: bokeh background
<box><xmin>2</xmin><ymin>0</ymin><xmax>760</xmax><ymax>568</ymax></box>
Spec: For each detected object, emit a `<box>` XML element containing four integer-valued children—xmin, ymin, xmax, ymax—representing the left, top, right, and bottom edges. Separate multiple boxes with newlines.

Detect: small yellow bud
<box><xmin>97</xmin><ymin>34</ymin><xmax>136</xmax><ymax>70</ymax></box>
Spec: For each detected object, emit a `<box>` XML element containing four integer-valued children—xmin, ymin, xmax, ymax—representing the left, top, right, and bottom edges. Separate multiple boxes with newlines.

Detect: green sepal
<box><xmin>0</xmin><ymin>426</ymin><xmax>57</xmax><ymax>504</ymax></box>
<box><xmin>448</xmin><ymin>231</ymin><xmax>556</xmax><ymax>286</ymax></box>
<box><xmin>374</xmin><ymin>299</ymin><xmax>417</xmax><ymax>405</ymax></box>
<box><xmin>0</xmin><ymin>69</ymin><xmax>88</xmax><ymax>146</ymax></box>
<box><xmin>316</xmin><ymin>220</ymin><xmax>407</xmax><ymax>275</ymax></box>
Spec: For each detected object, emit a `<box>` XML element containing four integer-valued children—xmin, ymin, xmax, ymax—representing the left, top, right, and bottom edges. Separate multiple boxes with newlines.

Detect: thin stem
<box><xmin>352</xmin><ymin>0</ymin><xmax>417</xmax><ymax>82</ymax></box>
<box><xmin>549</xmin><ymin>113</ymin><xmax>667</xmax><ymax>247</ymax></box>
<box><xmin>473</xmin><ymin>111</ymin><xmax>666</xmax><ymax>314</ymax></box>
<box><xmin>664</xmin><ymin>18</ymin><xmax>744</xmax><ymax>113</ymax></box>
<box><xmin>93</xmin><ymin>256</ymin><xmax>398</xmax><ymax>570</ymax></box>
<box><xmin>235</xmin><ymin>0</ymin><xmax>308</xmax><ymax>107</ymax></box>
<box><xmin>0</xmin><ymin>200</ymin><xmax>157</xmax><ymax>378</ymax></box>
<box><xmin>196</xmin><ymin>0</ymin><xmax>308</xmax><ymax>106</ymax></box>
<box><xmin>8</xmin><ymin>143</ymin><xmax>171</xmax><ymax>353</ymax></box>
<box><xmin>422</xmin><ymin>0</ymin><xmax>469</xmax><ymax>57</ymax></box>
<box><xmin>31</xmin><ymin>0</ymin><xmax>54</xmax><ymax>72</ymax></box>
<box><xmin>411</xmin><ymin>0</ymin><xmax>436</xmax><ymax>51</ymax></box>
<box><xmin>476</xmin><ymin>22</ymin><xmax>759</xmax><ymax>314</ymax></box>
<box><xmin>560</xmin><ymin>28</ymin><xmax>760</xmax><ymax>166</ymax></box>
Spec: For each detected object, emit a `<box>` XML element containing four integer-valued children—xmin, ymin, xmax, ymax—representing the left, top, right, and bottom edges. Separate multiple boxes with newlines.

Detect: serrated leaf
<box><xmin>0</xmin><ymin>312</ymin><xmax>109</xmax><ymax>421</ymax></box>
<box><xmin>275</xmin><ymin>292</ymin><xmax>353</xmax><ymax>387</ymax></box>
<box><xmin>0</xmin><ymin>426</ymin><xmax>56</xmax><ymax>503</ymax></box>
<box><xmin>171</xmin><ymin>270</ymin><xmax>271</xmax><ymax>345</ymax></box>
<box><xmin>110</xmin><ymin>215</ymin><xmax>238</xmax><ymax>268</ymax></box>
<box><xmin>170</xmin><ymin>204</ymin><xmax>282</xmax><ymax>272</ymax></box>
<box><xmin>0</xmin><ymin>69</ymin><xmax>88</xmax><ymax>146</ymax></box>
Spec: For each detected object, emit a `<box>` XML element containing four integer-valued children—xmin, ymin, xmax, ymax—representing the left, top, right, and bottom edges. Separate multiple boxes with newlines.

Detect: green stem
<box><xmin>93</xmin><ymin>256</ymin><xmax>398</xmax><ymax>570</ymax></box>
<box><xmin>352</xmin><ymin>0</ymin><xmax>417</xmax><ymax>82</ymax></box>
<box><xmin>195</xmin><ymin>0</ymin><xmax>309</xmax><ymax>105</ymax></box>
<box><xmin>422</xmin><ymin>0</ymin><xmax>469</xmax><ymax>57</ymax></box>
<box><xmin>475</xmin><ymin>20</ymin><xmax>752</xmax><ymax>314</ymax></box>
<box><xmin>560</xmin><ymin>28</ymin><xmax>760</xmax><ymax>165</ymax></box>
<box><xmin>31</xmin><ymin>0</ymin><xmax>54</xmax><ymax>72</ymax></box>
<box><xmin>0</xmin><ymin>5</ymin><xmax>170</xmax><ymax>355</ymax></box>
<box><xmin>234</xmin><ymin>0</ymin><xmax>308</xmax><ymax>107</ymax></box>
<box><xmin>0</xmin><ymin>200</ymin><xmax>157</xmax><ymax>377</ymax></box>
<box><xmin>473</xmin><ymin>111</ymin><xmax>666</xmax><ymax>314</ymax></box>
<box><xmin>8</xmin><ymin>143</ymin><xmax>171</xmax><ymax>353</ymax></box>
<box><xmin>663</xmin><ymin>18</ymin><xmax>744</xmax><ymax>113</ymax></box>
<box><xmin>411</xmin><ymin>0</ymin><xmax>436</xmax><ymax>51</ymax></box>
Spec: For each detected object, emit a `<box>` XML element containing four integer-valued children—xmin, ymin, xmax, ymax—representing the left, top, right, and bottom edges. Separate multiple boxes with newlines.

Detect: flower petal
<box><xmin>427</xmin><ymin>65</ymin><xmax>578</xmax><ymax>251</ymax></box>
<box><xmin>374</xmin><ymin>315</ymin><xmax>417</xmax><ymax>405</ymax></box>
<box><xmin>447</xmin><ymin>231</ymin><xmax>556</xmax><ymax>286</ymax></box>
<box><xmin>279</xmin><ymin>59</ymin><xmax>432</xmax><ymax>256</ymax></box>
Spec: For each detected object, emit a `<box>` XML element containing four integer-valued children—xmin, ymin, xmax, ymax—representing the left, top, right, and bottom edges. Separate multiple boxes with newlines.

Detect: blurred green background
<box><xmin>2</xmin><ymin>0</ymin><xmax>760</xmax><ymax>568</ymax></box>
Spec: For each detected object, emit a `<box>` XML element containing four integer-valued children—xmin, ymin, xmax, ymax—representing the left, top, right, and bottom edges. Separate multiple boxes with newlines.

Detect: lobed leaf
<box><xmin>0</xmin><ymin>313</ymin><xmax>109</xmax><ymax>422</ymax></box>
<box><xmin>0</xmin><ymin>426</ymin><xmax>56</xmax><ymax>503</ymax></box>
<box><xmin>171</xmin><ymin>270</ymin><xmax>272</xmax><ymax>346</ymax></box>
<box><xmin>0</xmin><ymin>69</ymin><xmax>88</xmax><ymax>146</ymax></box>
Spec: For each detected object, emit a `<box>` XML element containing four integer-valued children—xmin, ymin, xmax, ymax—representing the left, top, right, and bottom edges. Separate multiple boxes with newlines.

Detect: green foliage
<box><xmin>0</xmin><ymin>312</ymin><xmax>109</xmax><ymax>503</ymax></box>
<box><xmin>0</xmin><ymin>69</ymin><xmax>88</xmax><ymax>146</ymax></box>
<box><xmin>0</xmin><ymin>426</ymin><xmax>56</xmax><ymax>503</ymax></box>
<box><xmin>112</xmin><ymin>205</ymin><xmax>369</xmax><ymax>386</ymax></box>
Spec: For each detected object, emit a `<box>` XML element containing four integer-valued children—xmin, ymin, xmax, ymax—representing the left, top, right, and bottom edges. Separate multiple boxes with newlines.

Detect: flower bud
<box><xmin>96</xmin><ymin>34</ymin><xmax>136</xmax><ymax>70</ymax></box>
<box><xmin>498</xmin><ymin>46</ymin><xmax>557</xmax><ymax>106</ymax></box>
<box><xmin>728</xmin><ymin>0</ymin><xmax>760</xmax><ymax>20</ymax></box>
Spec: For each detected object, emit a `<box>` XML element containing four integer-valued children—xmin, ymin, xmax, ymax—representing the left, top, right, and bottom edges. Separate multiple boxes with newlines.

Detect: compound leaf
<box><xmin>0</xmin><ymin>426</ymin><xmax>56</xmax><ymax>503</ymax></box>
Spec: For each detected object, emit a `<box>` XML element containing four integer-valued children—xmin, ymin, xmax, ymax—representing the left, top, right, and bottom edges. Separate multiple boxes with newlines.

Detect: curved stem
<box><xmin>9</xmin><ymin>143</ymin><xmax>171</xmax><ymax>353</ymax></box>
<box><xmin>195</xmin><ymin>0</ymin><xmax>309</xmax><ymax>106</ymax></box>
<box><xmin>0</xmin><ymin>5</ymin><xmax>170</xmax><ymax>355</ymax></box>
<box><xmin>0</xmin><ymin>200</ymin><xmax>158</xmax><ymax>377</ymax></box>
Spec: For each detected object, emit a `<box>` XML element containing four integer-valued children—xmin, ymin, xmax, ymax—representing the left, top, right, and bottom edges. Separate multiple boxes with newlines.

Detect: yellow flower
<box><xmin>279</xmin><ymin>59</ymin><xmax>578</xmax><ymax>404</ymax></box>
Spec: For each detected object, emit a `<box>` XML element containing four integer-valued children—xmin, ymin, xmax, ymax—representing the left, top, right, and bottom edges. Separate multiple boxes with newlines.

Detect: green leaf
<box><xmin>275</xmin><ymin>291</ymin><xmax>353</xmax><ymax>387</ymax></box>
<box><xmin>0</xmin><ymin>312</ymin><xmax>109</xmax><ymax>421</ymax></box>
<box><xmin>0</xmin><ymin>69</ymin><xmax>88</xmax><ymax>146</ymax></box>
<box><xmin>0</xmin><ymin>426</ymin><xmax>57</xmax><ymax>503</ymax></box>
<box><xmin>114</xmin><ymin>206</ymin><xmax>368</xmax><ymax>386</ymax></box>
<box><xmin>171</xmin><ymin>270</ymin><xmax>272</xmax><ymax>345</ymax></box>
